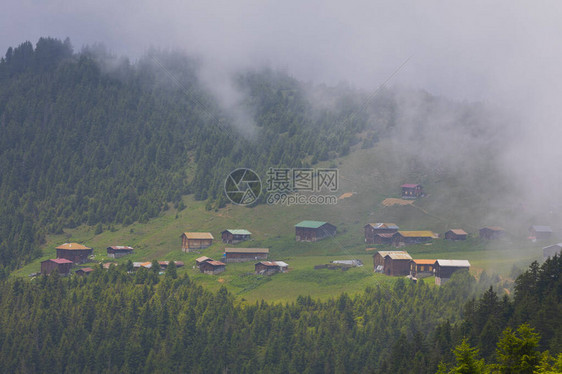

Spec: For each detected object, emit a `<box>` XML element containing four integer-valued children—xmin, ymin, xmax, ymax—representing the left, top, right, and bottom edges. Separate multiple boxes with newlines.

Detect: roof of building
<box><xmin>76</xmin><ymin>267</ymin><xmax>94</xmax><ymax>273</ymax></box>
<box><xmin>256</xmin><ymin>261</ymin><xmax>279</xmax><ymax>267</ymax></box>
<box><xmin>366</xmin><ymin>223</ymin><xmax>399</xmax><ymax>230</ymax></box>
<box><xmin>206</xmin><ymin>260</ymin><xmax>226</xmax><ymax>266</ymax></box>
<box><xmin>543</xmin><ymin>243</ymin><xmax>562</xmax><ymax>250</ymax></box>
<box><xmin>182</xmin><ymin>232</ymin><xmax>214</xmax><ymax>240</ymax></box>
<box><xmin>481</xmin><ymin>226</ymin><xmax>504</xmax><ymax>231</ymax></box>
<box><xmin>45</xmin><ymin>258</ymin><xmax>73</xmax><ymax>264</ymax></box>
<box><xmin>375</xmin><ymin>250</ymin><xmax>410</xmax><ymax>258</ymax></box>
<box><xmin>102</xmin><ymin>262</ymin><xmax>117</xmax><ymax>269</ymax></box>
<box><xmin>436</xmin><ymin>259</ymin><xmax>470</xmax><ymax>267</ymax></box>
<box><xmin>55</xmin><ymin>243</ymin><xmax>91</xmax><ymax>250</ymax></box>
<box><xmin>225</xmin><ymin>247</ymin><xmax>269</xmax><ymax>254</ymax></box>
<box><xmin>385</xmin><ymin>252</ymin><xmax>413</xmax><ymax>260</ymax></box>
<box><xmin>222</xmin><ymin>229</ymin><xmax>252</xmax><ymax>235</ymax></box>
<box><xmin>398</xmin><ymin>230</ymin><xmax>437</xmax><ymax>238</ymax></box>
<box><xmin>107</xmin><ymin>245</ymin><xmax>134</xmax><ymax>250</ymax></box>
<box><xmin>401</xmin><ymin>184</ymin><xmax>421</xmax><ymax>188</ymax></box>
<box><xmin>274</xmin><ymin>261</ymin><xmax>289</xmax><ymax>268</ymax></box>
<box><xmin>412</xmin><ymin>259</ymin><xmax>437</xmax><ymax>265</ymax></box>
<box><xmin>295</xmin><ymin>220</ymin><xmax>330</xmax><ymax>228</ymax></box>
<box><xmin>530</xmin><ymin>225</ymin><xmax>552</xmax><ymax>233</ymax></box>
<box><xmin>195</xmin><ymin>256</ymin><xmax>212</xmax><ymax>263</ymax></box>
<box><xmin>447</xmin><ymin>229</ymin><xmax>468</xmax><ymax>235</ymax></box>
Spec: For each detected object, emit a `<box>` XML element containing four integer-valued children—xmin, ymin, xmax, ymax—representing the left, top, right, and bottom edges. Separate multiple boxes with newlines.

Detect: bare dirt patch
<box><xmin>381</xmin><ymin>198</ymin><xmax>414</xmax><ymax>207</ymax></box>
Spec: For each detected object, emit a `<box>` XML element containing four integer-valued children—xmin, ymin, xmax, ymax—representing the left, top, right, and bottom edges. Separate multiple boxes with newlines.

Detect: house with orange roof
<box><xmin>409</xmin><ymin>259</ymin><xmax>436</xmax><ymax>278</ymax></box>
<box><xmin>180</xmin><ymin>232</ymin><xmax>214</xmax><ymax>252</ymax></box>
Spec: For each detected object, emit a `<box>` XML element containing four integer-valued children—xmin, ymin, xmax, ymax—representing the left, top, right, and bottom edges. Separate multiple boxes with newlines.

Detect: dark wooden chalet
<box><xmin>158</xmin><ymin>261</ymin><xmax>183</xmax><ymax>269</ymax></box>
<box><xmin>180</xmin><ymin>232</ymin><xmax>214</xmax><ymax>252</ymax></box>
<box><xmin>41</xmin><ymin>258</ymin><xmax>73</xmax><ymax>276</ymax></box>
<box><xmin>401</xmin><ymin>184</ymin><xmax>424</xmax><ymax>199</ymax></box>
<box><xmin>434</xmin><ymin>259</ymin><xmax>470</xmax><ymax>285</ymax></box>
<box><xmin>295</xmin><ymin>221</ymin><xmax>336</xmax><ymax>242</ymax></box>
<box><xmin>409</xmin><ymin>259</ymin><xmax>436</xmax><ymax>278</ymax></box>
<box><xmin>444</xmin><ymin>229</ymin><xmax>468</xmax><ymax>241</ymax></box>
<box><xmin>224</xmin><ymin>248</ymin><xmax>269</xmax><ymax>263</ymax></box>
<box><xmin>106</xmin><ymin>246</ymin><xmax>134</xmax><ymax>259</ymax></box>
<box><xmin>221</xmin><ymin>229</ymin><xmax>252</xmax><ymax>244</ymax></box>
<box><xmin>479</xmin><ymin>226</ymin><xmax>505</xmax><ymax>240</ymax></box>
<box><xmin>529</xmin><ymin>225</ymin><xmax>552</xmax><ymax>241</ymax></box>
<box><xmin>364</xmin><ymin>223</ymin><xmax>399</xmax><ymax>244</ymax></box>
<box><xmin>195</xmin><ymin>256</ymin><xmax>213</xmax><ymax>268</ymax></box>
<box><xmin>543</xmin><ymin>243</ymin><xmax>562</xmax><ymax>260</ymax></box>
<box><xmin>393</xmin><ymin>231</ymin><xmax>437</xmax><ymax>247</ymax></box>
<box><xmin>75</xmin><ymin>267</ymin><xmax>95</xmax><ymax>276</ymax></box>
<box><xmin>373</xmin><ymin>251</ymin><xmax>412</xmax><ymax>276</ymax></box>
<box><xmin>199</xmin><ymin>260</ymin><xmax>226</xmax><ymax>275</ymax></box>
<box><xmin>56</xmin><ymin>243</ymin><xmax>93</xmax><ymax>264</ymax></box>
<box><xmin>255</xmin><ymin>261</ymin><xmax>289</xmax><ymax>275</ymax></box>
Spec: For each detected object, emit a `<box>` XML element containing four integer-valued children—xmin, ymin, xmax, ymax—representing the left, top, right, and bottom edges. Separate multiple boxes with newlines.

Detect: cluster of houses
<box><xmin>39</xmin><ymin>242</ymin><xmax>185</xmax><ymax>276</ymax></box>
<box><xmin>373</xmin><ymin>250</ymin><xmax>470</xmax><ymax>285</ymax></box>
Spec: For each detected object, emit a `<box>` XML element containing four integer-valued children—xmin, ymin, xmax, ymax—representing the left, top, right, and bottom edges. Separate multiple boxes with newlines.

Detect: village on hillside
<box><xmin>36</xmin><ymin>183</ymin><xmax>561</xmax><ymax>286</ymax></box>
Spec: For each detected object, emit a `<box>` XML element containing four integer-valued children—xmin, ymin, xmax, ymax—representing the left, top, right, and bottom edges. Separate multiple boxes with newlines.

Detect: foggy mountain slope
<box><xmin>0</xmin><ymin>37</ymin><xmax>516</xmax><ymax>273</ymax></box>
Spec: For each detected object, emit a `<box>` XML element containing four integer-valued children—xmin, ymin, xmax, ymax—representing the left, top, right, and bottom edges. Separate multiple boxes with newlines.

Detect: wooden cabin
<box><xmin>373</xmin><ymin>251</ymin><xmax>412</xmax><ymax>276</ymax></box>
<box><xmin>195</xmin><ymin>256</ymin><xmax>213</xmax><ymax>268</ymax></box>
<box><xmin>55</xmin><ymin>243</ymin><xmax>93</xmax><ymax>264</ymax></box>
<box><xmin>529</xmin><ymin>226</ymin><xmax>552</xmax><ymax>241</ymax></box>
<box><xmin>199</xmin><ymin>260</ymin><xmax>226</xmax><ymax>275</ymax></box>
<box><xmin>444</xmin><ymin>229</ymin><xmax>468</xmax><ymax>241</ymax></box>
<box><xmin>221</xmin><ymin>229</ymin><xmax>252</xmax><ymax>244</ymax></box>
<box><xmin>75</xmin><ymin>267</ymin><xmax>94</xmax><ymax>276</ymax></box>
<box><xmin>479</xmin><ymin>226</ymin><xmax>505</xmax><ymax>240</ymax></box>
<box><xmin>295</xmin><ymin>221</ymin><xmax>336</xmax><ymax>242</ymax></box>
<box><xmin>106</xmin><ymin>246</ymin><xmax>134</xmax><ymax>259</ymax></box>
<box><xmin>224</xmin><ymin>248</ymin><xmax>269</xmax><ymax>263</ymax></box>
<box><xmin>364</xmin><ymin>223</ymin><xmax>399</xmax><ymax>244</ymax></box>
<box><xmin>158</xmin><ymin>261</ymin><xmax>183</xmax><ymax>269</ymax></box>
<box><xmin>180</xmin><ymin>232</ymin><xmax>214</xmax><ymax>252</ymax></box>
<box><xmin>543</xmin><ymin>243</ymin><xmax>562</xmax><ymax>260</ymax></box>
<box><xmin>409</xmin><ymin>259</ymin><xmax>436</xmax><ymax>278</ymax></box>
<box><xmin>255</xmin><ymin>261</ymin><xmax>288</xmax><ymax>275</ymax></box>
<box><xmin>41</xmin><ymin>258</ymin><xmax>73</xmax><ymax>276</ymax></box>
<box><xmin>434</xmin><ymin>259</ymin><xmax>470</xmax><ymax>285</ymax></box>
<box><xmin>401</xmin><ymin>184</ymin><xmax>424</xmax><ymax>199</ymax></box>
<box><xmin>393</xmin><ymin>231</ymin><xmax>437</xmax><ymax>247</ymax></box>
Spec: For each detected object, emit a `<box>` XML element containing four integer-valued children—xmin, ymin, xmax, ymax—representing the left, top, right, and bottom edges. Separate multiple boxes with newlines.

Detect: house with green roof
<box><xmin>221</xmin><ymin>229</ymin><xmax>252</xmax><ymax>244</ymax></box>
<box><xmin>295</xmin><ymin>220</ymin><xmax>336</xmax><ymax>242</ymax></box>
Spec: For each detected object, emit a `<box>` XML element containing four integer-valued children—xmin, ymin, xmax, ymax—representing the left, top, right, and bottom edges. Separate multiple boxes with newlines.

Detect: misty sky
<box><xmin>2</xmin><ymin>1</ymin><xmax>561</xmax><ymax>103</ymax></box>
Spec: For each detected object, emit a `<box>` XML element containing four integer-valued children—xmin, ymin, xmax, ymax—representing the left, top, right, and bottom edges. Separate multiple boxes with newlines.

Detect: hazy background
<box><xmin>2</xmin><ymin>0</ymin><xmax>562</xmax><ymax>217</ymax></box>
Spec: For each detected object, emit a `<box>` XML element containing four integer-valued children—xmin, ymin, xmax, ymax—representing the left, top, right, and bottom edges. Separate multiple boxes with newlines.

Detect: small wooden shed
<box><xmin>75</xmin><ymin>267</ymin><xmax>95</xmax><ymax>276</ymax></box>
<box><xmin>224</xmin><ymin>248</ymin><xmax>269</xmax><ymax>263</ymax></box>
<box><xmin>255</xmin><ymin>261</ymin><xmax>288</xmax><ymax>275</ymax></box>
<box><xmin>180</xmin><ymin>232</ymin><xmax>214</xmax><ymax>252</ymax></box>
<box><xmin>295</xmin><ymin>221</ymin><xmax>336</xmax><ymax>242</ymax></box>
<box><xmin>529</xmin><ymin>226</ymin><xmax>552</xmax><ymax>241</ymax></box>
<box><xmin>106</xmin><ymin>246</ymin><xmax>134</xmax><ymax>259</ymax></box>
<box><xmin>543</xmin><ymin>243</ymin><xmax>562</xmax><ymax>260</ymax></box>
<box><xmin>56</xmin><ymin>243</ymin><xmax>93</xmax><ymax>264</ymax></box>
<box><xmin>479</xmin><ymin>227</ymin><xmax>505</xmax><ymax>240</ymax></box>
<box><xmin>401</xmin><ymin>184</ymin><xmax>424</xmax><ymax>199</ymax></box>
<box><xmin>373</xmin><ymin>250</ymin><xmax>412</xmax><ymax>276</ymax></box>
<box><xmin>393</xmin><ymin>231</ymin><xmax>437</xmax><ymax>246</ymax></box>
<box><xmin>199</xmin><ymin>260</ymin><xmax>226</xmax><ymax>275</ymax></box>
<box><xmin>434</xmin><ymin>259</ymin><xmax>470</xmax><ymax>285</ymax></box>
<box><xmin>364</xmin><ymin>223</ymin><xmax>399</xmax><ymax>244</ymax></box>
<box><xmin>195</xmin><ymin>256</ymin><xmax>213</xmax><ymax>268</ymax></box>
<box><xmin>409</xmin><ymin>259</ymin><xmax>436</xmax><ymax>278</ymax></box>
<box><xmin>444</xmin><ymin>229</ymin><xmax>468</xmax><ymax>241</ymax></box>
<box><xmin>41</xmin><ymin>258</ymin><xmax>73</xmax><ymax>276</ymax></box>
<box><xmin>221</xmin><ymin>229</ymin><xmax>252</xmax><ymax>244</ymax></box>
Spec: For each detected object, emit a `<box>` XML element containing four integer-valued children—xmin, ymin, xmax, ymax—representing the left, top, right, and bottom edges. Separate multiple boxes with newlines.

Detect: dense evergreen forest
<box><xmin>0</xmin><ymin>37</ymin><xmax>376</xmax><ymax>271</ymax></box>
<box><xmin>0</xmin><ymin>255</ymin><xmax>559</xmax><ymax>373</ymax></box>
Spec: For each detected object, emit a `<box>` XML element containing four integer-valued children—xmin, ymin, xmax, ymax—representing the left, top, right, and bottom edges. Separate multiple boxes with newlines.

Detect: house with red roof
<box><xmin>41</xmin><ymin>258</ymin><xmax>73</xmax><ymax>276</ymax></box>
